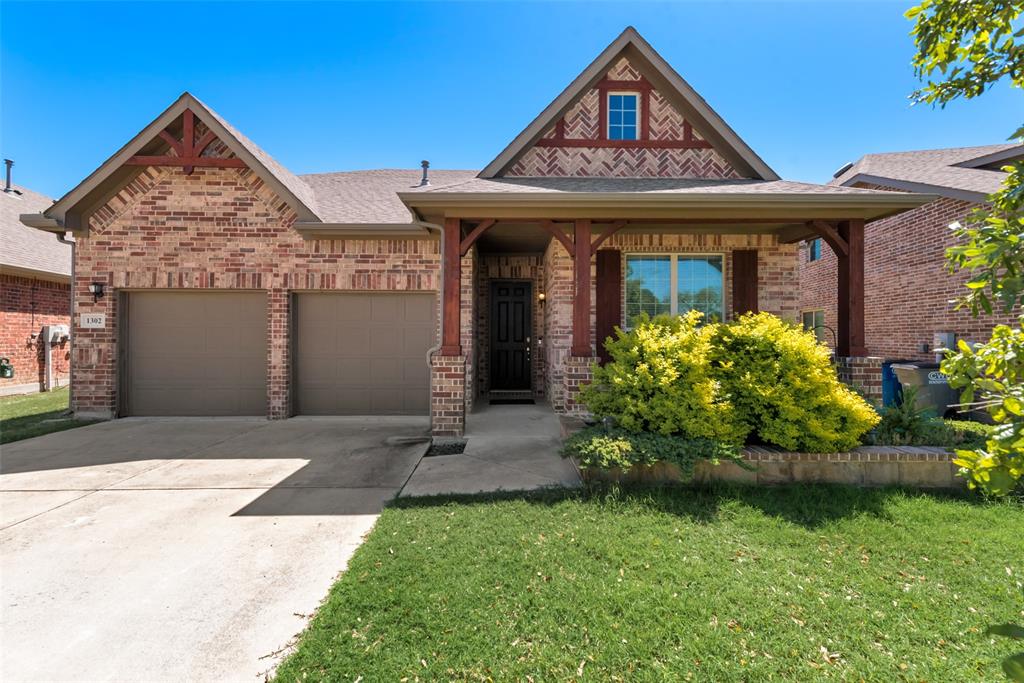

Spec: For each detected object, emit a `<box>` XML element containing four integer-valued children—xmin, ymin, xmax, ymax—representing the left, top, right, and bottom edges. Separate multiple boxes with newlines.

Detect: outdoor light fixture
<box><xmin>538</xmin><ymin>292</ymin><xmax>546</xmax><ymax>304</ymax></box>
<box><xmin>88</xmin><ymin>282</ymin><xmax>105</xmax><ymax>302</ymax></box>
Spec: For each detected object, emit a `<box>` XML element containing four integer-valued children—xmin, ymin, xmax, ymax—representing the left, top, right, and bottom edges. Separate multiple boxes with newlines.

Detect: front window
<box><xmin>608</xmin><ymin>93</ymin><xmax>639</xmax><ymax>141</ymax></box>
<box><xmin>802</xmin><ymin>309</ymin><xmax>826</xmax><ymax>342</ymax></box>
<box><xmin>625</xmin><ymin>254</ymin><xmax>724</xmax><ymax>325</ymax></box>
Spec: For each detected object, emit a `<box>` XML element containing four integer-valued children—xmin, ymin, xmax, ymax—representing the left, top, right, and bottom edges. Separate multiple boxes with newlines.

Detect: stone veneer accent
<box><xmin>700</xmin><ymin>446</ymin><xmax>963</xmax><ymax>489</ymax></box>
<box><xmin>836</xmin><ymin>355</ymin><xmax>883</xmax><ymax>402</ymax></box>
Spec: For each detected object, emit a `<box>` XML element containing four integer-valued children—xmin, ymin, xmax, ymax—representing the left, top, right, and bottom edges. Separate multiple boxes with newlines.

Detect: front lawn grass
<box><xmin>275</xmin><ymin>485</ymin><xmax>1023</xmax><ymax>682</ymax></box>
<box><xmin>0</xmin><ymin>388</ymin><xmax>96</xmax><ymax>444</ymax></box>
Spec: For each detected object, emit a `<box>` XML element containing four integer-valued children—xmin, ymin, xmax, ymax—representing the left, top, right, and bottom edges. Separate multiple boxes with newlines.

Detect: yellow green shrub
<box><xmin>580</xmin><ymin>313</ymin><xmax>745</xmax><ymax>443</ymax></box>
<box><xmin>707</xmin><ymin>313</ymin><xmax>880</xmax><ymax>452</ymax></box>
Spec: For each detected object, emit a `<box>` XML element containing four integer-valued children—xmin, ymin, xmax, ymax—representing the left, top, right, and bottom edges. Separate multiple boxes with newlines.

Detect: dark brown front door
<box><xmin>490</xmin><ymin>281</ymin><xmax>531</xmax><ymax>391</ymax></box>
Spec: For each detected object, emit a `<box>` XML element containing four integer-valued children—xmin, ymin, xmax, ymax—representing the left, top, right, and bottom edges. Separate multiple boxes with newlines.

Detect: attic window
<box><xmin>608</xmin><ymin>93</ymin><xmax>639</xmax><ymax>140</ymax></box>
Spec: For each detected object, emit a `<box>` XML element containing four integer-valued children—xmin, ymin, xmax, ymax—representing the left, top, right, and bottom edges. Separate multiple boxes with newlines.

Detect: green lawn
<box><xmin>0</xmin><ymin>387</ymin><xmax>96</xmax><ymax>444</ymax></box>
<box><xmin>275</xmin><ymin>485</ymin><xmax>1023</xmax><ymax>682</ymax></box>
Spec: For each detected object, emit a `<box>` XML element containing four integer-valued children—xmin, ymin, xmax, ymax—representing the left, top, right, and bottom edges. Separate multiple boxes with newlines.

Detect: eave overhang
<box><xmin>399</xmin><ymin>190</ymin><xmax>935</xmax><ymax>223</ymax></box>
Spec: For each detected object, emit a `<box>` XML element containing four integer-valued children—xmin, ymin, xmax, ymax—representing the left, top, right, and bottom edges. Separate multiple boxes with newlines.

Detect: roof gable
<box><xmin>40</xmin><ymin>93</ymin><xmax>320</xmax><ymax>231</ymax></box>
<box><xmin>480</xmin><ymin>27</ymin><xmax>777</xmax><ymax>180</ymax></box>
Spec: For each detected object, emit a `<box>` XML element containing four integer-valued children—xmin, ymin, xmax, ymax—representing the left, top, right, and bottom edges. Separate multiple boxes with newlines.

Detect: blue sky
<box><xmin>2</xmin><ymin>1</ymin><xmax>1018</xmax><ymax>199</ymax></box>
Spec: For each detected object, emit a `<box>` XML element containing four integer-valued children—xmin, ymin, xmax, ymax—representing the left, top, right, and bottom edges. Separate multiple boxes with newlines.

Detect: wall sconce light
<box><xmin>538</xmin><ymin>292</ymin><xmax>546</xmax><ymax>304</ymax></box>
<box><xmin>88</xmin><ymin>282</ymin><xmax>106</xmax><ymax>303</ymax></box>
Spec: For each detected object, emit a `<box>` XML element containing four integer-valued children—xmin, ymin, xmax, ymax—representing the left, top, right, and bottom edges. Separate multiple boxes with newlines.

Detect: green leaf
<box><xmin>1002</xmin><ymin>652</ymin><xmax>1024</xmax><ymax>682</ymax></box>
<box><xmin>1005</xmin><ymin>396</ymin><xmax>1023</xmax><ymax>416</ymax></box>
<box><xmin>988</xmin><ymin>624</ymin><xmax>1024</xmax><ymax>640</ymax></box>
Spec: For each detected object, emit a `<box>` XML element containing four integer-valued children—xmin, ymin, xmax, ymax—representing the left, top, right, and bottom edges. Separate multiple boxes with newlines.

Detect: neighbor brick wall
<box><xmin>799</xmin><ymin>191</ymin><xmax>1019</xmax><ymax>361</ymax></box>
<box><xmin>72</xmin><ymin>163</ymin><xmax>447</xmax><ymax>418</ymax></box>
<box><xmin>0</xmin><ymin>273</ymin><xmax>70</xmax><ymax>391</ymax></box>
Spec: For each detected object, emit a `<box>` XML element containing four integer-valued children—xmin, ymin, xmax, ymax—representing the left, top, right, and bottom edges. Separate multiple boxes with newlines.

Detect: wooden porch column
<box><xmin>572</xmin><ymin>219</ymin><xmax>592</xmax><ymax>356</ymax></box>
<box><xmin>440</xmin><ymin>217</ymin><xmax>462</xmax><ymax>355</ymax></box>
<box><xmin>836</xmin><ymin>218</ymin><xmax>867</xmax><ymax>356</ymax></box>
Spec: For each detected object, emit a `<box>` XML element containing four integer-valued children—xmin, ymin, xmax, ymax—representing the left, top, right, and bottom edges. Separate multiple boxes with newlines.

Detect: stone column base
<box><xmin>431</xmin><ymin>354</ymin><xmax>466</xmax><ymax>437</ymax></box>
<box><xmin>836</xmin><ymin>355</ymin><xmax>883</xmax><ymax>402</ymax></box>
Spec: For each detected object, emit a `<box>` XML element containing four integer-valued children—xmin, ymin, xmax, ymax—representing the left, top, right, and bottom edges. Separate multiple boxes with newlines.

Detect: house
<box><xmin>21</xmin><ymin>27</ymin><xmax>928</xmax><ymax>436</ymax></box>
<box><xmin>1</xmin><ymin>161</ymin><xmax>72</xmax><ymax>396</ymax></box>
<box><xmin>800</xmin><ymin>144</ymin><xmax>1023</xmax><ymax>363</ymax></box>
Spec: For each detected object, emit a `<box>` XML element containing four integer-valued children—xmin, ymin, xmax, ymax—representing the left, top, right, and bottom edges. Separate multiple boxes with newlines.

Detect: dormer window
<box><xmin>608</xmin><ymin>93</ymin><xmax>639</xmax><ymax>140</ymax></box>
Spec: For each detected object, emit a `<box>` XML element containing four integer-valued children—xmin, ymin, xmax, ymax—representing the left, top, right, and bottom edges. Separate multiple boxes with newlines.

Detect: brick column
<box><xmin>562</xmin><ymin>356</ymin><xmax>597</xmax><ymax>415</ymax></box>
<box><xmin>432</xmin><ymin>354</ymin><xmax>466</xmax><ymax>437</ymax></box>
<box><xmin>267</xmin><ymin>288</ymin><xmax>291</xmax><ymax>419</ymax></box>
<box><xmin>836</xmin><ymin>355</ymin><xmax>883</xmax><ymax>403</ymax></box>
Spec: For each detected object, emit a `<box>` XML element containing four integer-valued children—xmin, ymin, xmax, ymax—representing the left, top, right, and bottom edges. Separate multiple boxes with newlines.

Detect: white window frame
<box><xmin>607</xmin><ymin>91</ymin><xmax>641</xmax><ymax>141</ymax></box>
<box><xmin>623</xmin><ymin>252</ymin><xmax>726</xmax><ymax>327</ymax></box>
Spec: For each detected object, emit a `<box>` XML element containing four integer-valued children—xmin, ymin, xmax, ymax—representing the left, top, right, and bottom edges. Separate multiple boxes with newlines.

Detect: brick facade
<box><xmin>836</xmin><ymin>355</ymin><xmax>883</xmax><ymax>402</ymax></box>
<box><xmin>505</xmin><ymin>57</ymin><xmax>742</xmax><ymax>179</ymax></box>
<box><xmin>0</xmin><ymin>273</ymin><xmax>70</xmax><ymax>392</ymax></box>
<box><xmin>800</xmin><ymin>191</ymin><xmax>1018</xmax><ymax>361</ymax></box>
<box><xmin>71</xmin><ymin>163</ymin><xmax>447</xmax><ymax>418</ymax></box>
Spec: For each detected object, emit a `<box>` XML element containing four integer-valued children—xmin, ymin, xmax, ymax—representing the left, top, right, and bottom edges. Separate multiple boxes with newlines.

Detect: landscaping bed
<box><xmin>274</xmin><ymin>485</ymin><xmax>1023</xmax><ymax>681</ymax></box>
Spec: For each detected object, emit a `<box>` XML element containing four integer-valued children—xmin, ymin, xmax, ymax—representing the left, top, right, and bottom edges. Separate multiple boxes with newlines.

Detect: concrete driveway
<box><xmin>0</xmin><ymin>417</ymin><xmax>429</xmax><ymax>682</ymax></box>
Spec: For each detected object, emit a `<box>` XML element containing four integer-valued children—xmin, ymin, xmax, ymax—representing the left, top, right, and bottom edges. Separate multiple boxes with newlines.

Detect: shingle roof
<box><xmin>830</xmin><ymin>144</ymin><xmax>1021</xmax><ymax>200</ymax></box>
<box><xmin>2</xmin><ymin>184</ymin><xmax>70</xmax><ymax>278</ymax></box>
<box><xmin>194</xmin><ymin>94</ymin><xmax>321</xmax><ymax>217</ymax></box>
<box><xmin>300</xmin><ymin>169</ymin><xmax>477</xmax><ymax>223</ymax></box>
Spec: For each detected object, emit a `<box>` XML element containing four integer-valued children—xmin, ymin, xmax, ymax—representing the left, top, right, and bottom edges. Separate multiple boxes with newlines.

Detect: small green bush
<box><xmin>580</xmin><ymin>312</ymin><xmax>745</xmax><ymax>442</ymax></box>
<box><xmin>867</xmin><ymin>386</ymin><xmax>993</xmax><ymax>448</ymax></box>
<box><xmin>707</xmin><ymin>313</ymin><xmax>879</xmax><ymax>452</ymax></box>
<box><xmin>562</xmin><ymin>426</ymin><xmax>740</xmax><ymax>480</ymax></box>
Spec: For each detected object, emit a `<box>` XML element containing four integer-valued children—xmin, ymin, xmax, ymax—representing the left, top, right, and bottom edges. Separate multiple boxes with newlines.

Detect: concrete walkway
<box><xmin>0</xmin><ymin>417</ymin><xmax>429</xmax><ymax>682</ymax></box>
<box><xmin>400</xmin><ymin>401</ymin><xmax>582</xmax><ymax>497</ymax></box>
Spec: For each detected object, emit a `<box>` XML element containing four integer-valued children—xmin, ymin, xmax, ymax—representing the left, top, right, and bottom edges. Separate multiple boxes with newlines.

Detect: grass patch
<box><xmin>275</xmin><ymin>485</ymin><xmax>1023</xmax><ymax>682</ymax></box>
<box><xmin>0</xmin><ymin>388</ymin><xmax>97</xmax><ymax>444</ymax></box>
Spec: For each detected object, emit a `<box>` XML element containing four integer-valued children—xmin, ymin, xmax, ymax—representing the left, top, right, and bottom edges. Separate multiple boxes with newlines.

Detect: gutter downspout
<box><xmin>417</xmin><ymin>219</ymin><xmax>444</xmax><ymax>438</ymax></box>
<box><xmin>56</xmin><ymin>232</ymin><xmax>75</xmax><ymax>413</ymax></box>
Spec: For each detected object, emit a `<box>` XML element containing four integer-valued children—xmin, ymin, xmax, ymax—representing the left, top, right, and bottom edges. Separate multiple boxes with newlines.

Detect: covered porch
<box><xmin>402</xmin><ymin>180</ymin><xmax>931</xmax><ymax>437</ymax></box>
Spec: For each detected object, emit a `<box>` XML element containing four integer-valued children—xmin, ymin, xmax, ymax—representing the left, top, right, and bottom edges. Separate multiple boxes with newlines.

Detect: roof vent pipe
<box><xmin>419</xmin><ymin>160</ymin><xmax>430</xmax><ymax>187</ymax></box>
<box><xmin>3</xmin><ymin>159</ymin><xmax>13</xmax><ymax>192</ymax></box>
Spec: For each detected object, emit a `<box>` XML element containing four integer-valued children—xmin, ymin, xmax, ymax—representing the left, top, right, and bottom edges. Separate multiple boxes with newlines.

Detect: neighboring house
<box><xmin>800</xmin><ymin>144</ymin><xmax>1023</xmax><ymax>362</ymax></box>
<box><xmin>1</xmin><ymin>163</ymin><xmax>72</xmax><ymax>395</ymax></box>
<box><xmin>21</xmin><ymin>27</ymin><xmax>926</xmax><ymax>435</ymax></box>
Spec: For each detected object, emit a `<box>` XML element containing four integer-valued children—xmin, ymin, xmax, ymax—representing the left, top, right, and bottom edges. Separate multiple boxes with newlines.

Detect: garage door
<box><xmin>294</xmin><ymin>293</ymin><xmax>436</xmax><ymax>415</ymax></box>
<box><xmin>124</xmin><ymin>292</ymin><xmax>267</xmax><ymax>416</ymax></box>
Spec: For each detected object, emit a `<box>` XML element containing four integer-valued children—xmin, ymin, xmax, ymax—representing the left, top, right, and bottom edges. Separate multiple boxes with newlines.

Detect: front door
<box><xmin>490</xmin><ymin>281</ymin><xmax>531</xmax><ymax>391</ymax></box>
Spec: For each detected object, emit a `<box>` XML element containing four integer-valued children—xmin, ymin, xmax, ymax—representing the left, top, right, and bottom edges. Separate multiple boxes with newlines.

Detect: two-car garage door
<box><xmin>122</xmin><ymin>291</ymin><xmax>434</xmax><ymax>417</ymax></box>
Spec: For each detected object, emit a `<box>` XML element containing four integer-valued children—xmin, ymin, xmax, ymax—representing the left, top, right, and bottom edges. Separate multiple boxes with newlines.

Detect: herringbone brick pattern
<box><xmin>649</xmin><ymin>90</ymin><xmax>687</xmax><ymax>141</ymax></box>
<box><xmin>506</xmin><ymin>57</ymin><xmax>739</xmax><ymax>178</ymax></box>
<box><xmin>508</xmin><ymin>146</ymin><xmax>739</xmax><ymax>178</ymax></box>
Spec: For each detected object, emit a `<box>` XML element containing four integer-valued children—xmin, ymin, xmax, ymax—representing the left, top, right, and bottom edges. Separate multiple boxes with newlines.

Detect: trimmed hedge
<box><xmin>581</xmin><ymin>312</ymin><xmax>880</xmax><ymax>453</ymax></box>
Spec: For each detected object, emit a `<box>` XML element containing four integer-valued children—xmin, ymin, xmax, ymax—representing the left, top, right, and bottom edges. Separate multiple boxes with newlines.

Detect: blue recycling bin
<box><xmin>881</xmin><ymin>360</ymin><xmax>912</xmax><ymax>407</ymax></box>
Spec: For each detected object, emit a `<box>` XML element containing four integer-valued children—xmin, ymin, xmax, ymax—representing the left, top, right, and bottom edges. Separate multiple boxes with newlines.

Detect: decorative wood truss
<box><xmin>125</xmin><ymin>109</ymin><xmax>245</xmax><ymax>174</ymax></box>
<box><xmin>440</xmin><ymin>216</ymin><xmax>866</xmax><ymax>360</ymax></box>
<box><xmin>536</xmin><ymin>75</ymin><xmax>714</xmax><ymax>150</ymax></box>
